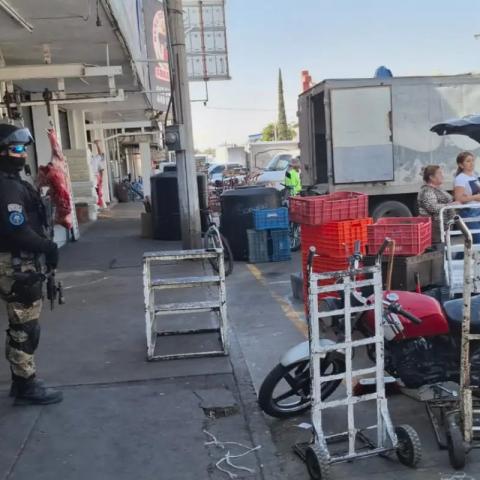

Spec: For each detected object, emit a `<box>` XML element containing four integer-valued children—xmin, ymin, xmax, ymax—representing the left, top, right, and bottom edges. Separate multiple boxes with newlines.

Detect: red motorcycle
<box><xmin>360</xmin><ymin>289</ymin><xmax>480</xmax><ymax>390</ymax></box>
<box><xmin>258</xmin><ymin>245</ymin><xmax>480</xmax><ymax>419</ymax></box>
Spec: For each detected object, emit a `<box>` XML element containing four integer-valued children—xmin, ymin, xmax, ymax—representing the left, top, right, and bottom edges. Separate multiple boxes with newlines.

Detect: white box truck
<box><xmin>298</xmin><ymin>74</ymin><xmax>480</xmax><ymax>217</ymax></box>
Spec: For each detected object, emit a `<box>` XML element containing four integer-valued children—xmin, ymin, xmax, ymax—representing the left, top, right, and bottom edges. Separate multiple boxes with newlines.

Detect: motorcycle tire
<box><xmin>258</xmin><ymin>353</ymin><xmax>345</xmax><ymax>419</ymax></box>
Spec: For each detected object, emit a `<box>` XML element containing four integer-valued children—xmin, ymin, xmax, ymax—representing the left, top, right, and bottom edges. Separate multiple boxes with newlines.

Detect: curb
<box><xmin>228</xmin><ymin>329</ymin><xmax>286</xmax><ymax>479</ymax></box>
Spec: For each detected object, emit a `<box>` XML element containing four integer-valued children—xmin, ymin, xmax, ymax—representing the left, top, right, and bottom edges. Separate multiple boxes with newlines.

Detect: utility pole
<box><xmin>166</xmin><ymin>0</ymin><xmax>202</xmax><ymax>249</ymax></box>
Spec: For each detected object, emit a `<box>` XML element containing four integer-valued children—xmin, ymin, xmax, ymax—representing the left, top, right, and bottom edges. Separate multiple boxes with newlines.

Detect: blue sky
<box><xmin>190</xmin><ymin>0</ymin><xmax>480</xmax><ymax>150</ymax></box>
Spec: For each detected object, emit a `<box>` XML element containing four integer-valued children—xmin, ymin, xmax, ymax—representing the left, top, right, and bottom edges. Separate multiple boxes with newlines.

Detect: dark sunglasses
<box><xmin>9</xmin><ymin>145</ymin><xmax>27</xmax><ymax>154</ymax></box>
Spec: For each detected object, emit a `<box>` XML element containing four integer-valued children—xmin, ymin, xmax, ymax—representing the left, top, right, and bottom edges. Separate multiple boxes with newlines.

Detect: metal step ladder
<box><xmin>143</xmin><ymin>248</ymin><xmax>228</xmax><ymax>361</ymax></box>
<box><xmin>440</xmin><ymin>205</ymin><xmax>480</xmax><ymax>297</ymax></box>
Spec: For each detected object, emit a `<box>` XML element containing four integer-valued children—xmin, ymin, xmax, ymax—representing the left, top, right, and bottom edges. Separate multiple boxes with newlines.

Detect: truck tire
<box><xmin>371</xmin><ymin>200</ymin><xmax>412</xmax><ymax>219</ymax></box>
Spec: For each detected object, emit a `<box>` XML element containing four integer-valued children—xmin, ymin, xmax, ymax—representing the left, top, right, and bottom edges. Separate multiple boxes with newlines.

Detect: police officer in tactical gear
<box><xmin>0</xmin><ymin>124</ymin><xmax>62</xmax><ymax>405</ymax></box>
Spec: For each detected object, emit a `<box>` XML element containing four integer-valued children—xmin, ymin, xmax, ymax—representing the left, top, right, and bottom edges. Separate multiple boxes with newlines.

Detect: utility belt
<box><xmin>0</xmin><ymin>252</ymin><xmax>44</xmax><ymax>305</ymax></box>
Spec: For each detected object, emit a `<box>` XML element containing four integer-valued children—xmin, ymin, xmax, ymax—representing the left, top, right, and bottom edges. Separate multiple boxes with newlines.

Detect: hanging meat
<box><xmin>37</xmin><ymin>128</ymin><xmax>73</xmax><ymax>230</ymax></box>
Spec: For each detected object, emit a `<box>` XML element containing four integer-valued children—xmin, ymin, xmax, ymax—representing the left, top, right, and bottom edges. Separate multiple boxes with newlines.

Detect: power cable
<box><xmin>202</xmin><ymin>106</ymin><xmax>296</xmax><ymax>112</ymax></box>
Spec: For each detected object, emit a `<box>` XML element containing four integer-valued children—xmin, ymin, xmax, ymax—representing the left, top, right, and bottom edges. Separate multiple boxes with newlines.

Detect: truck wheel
<box><xmin>371</xmin><ymin>200</ymin><xmax>412</xmax><ymax>220</ymax></box>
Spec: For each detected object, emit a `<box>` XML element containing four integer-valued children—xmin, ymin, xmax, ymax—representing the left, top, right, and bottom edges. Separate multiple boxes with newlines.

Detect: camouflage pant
<box><xmin>0</xmin><ymin>253</ymin><xmax>42</xmax><ymax>380</ymax></box>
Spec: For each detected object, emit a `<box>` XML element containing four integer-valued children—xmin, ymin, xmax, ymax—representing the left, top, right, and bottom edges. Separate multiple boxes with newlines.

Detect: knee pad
<box><xmin>7</xmin><ymin>320</ymin><xmax>40</xmax><ymax>354</ymax></box>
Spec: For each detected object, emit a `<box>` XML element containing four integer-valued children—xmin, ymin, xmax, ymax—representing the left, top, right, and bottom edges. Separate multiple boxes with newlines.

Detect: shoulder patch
<box><xmin>7</xmin><ymin>203</ymin><xmax>23</xmax><ymax>213</ymax></box>
<box><xmin>9</xmin><ymin>211</ymin><xmax>25</xmax><ymax>226</ymax></box>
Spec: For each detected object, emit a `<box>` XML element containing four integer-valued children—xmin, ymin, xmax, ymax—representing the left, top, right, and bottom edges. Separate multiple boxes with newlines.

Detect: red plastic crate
<box><xmin>289</xmin><ymin>192</ymin><xmax>368</xmax><ymax>225</ymax></box>
<box><xmin>301</xmin><ymin>219</ymin><xmax>372</xmax><ymax>257</ymax></box>
<box><xmin>367</xmin><ymin>217</ymin><xmax>432</xmax><ymax>256</ymax></box>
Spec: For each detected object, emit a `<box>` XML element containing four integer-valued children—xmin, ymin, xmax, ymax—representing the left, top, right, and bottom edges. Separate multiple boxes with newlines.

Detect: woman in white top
<box><xmin>454</xmin><ymin>151</ymin><xmax>480</xmax><ymax>244</ymax></box>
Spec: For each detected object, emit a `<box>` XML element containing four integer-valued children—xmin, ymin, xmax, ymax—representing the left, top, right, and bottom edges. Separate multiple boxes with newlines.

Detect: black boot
<box><xmin>14</xmin><ymin>377</ymin><xmax>63</xmax><ymax>406</ymax></box>
<box><xmin>9</xmin><ymin>378</ymin><xmax>45</xmax><ymax>397</ymax></box>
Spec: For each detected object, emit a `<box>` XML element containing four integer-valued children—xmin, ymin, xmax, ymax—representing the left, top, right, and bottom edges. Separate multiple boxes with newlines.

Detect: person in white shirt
<box><xmin>454</xmin><ymin>151</ymin><xmax>480</xmax><ymax>244</ymax></box>
<box><xmin>90</xmin><ymin>140</ymin><xmax>106</xmax><ymax>208</ymax></box>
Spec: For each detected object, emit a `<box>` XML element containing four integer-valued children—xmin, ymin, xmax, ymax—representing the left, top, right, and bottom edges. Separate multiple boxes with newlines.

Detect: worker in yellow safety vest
<box><xmin>284</xmin><ymin>156</ymin><xmax>302</xmax><ymax>196</ymax></box>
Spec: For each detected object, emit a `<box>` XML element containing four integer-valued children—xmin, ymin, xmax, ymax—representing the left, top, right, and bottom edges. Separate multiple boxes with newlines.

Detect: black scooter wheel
<box><xmin>447</xmin><ymin>419</ymin><xmax>466</xmax><ymax>470</ymax></box>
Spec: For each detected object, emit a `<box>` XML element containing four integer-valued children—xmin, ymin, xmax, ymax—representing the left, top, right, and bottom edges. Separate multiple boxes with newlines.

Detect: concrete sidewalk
<box><xmin>0</xmin><ymin>203</ymin><xmax>284</xmax><ymax>480</ymax></box>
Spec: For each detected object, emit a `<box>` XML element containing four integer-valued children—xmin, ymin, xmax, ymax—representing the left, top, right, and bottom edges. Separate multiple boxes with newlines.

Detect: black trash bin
<box><xmin>150</xmin><ymin>172</ymin><xmax>208</xmax><ymax>240</ymax></box>
<box><xmin>220</xmin><ymin>186</ymin><xmax>281</xmax><ymax>260</ymax></box>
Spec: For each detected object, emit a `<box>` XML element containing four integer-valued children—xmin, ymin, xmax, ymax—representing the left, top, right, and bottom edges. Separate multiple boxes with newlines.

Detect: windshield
<box><xmin>265</xmin><ymin>154</ymin><xmax>293</xmax><ymax>171</ymax></box>
<box><xmin>209</xmin><ymin>164</ymin><xmax>225</xmax><ymax>174</ymax></box>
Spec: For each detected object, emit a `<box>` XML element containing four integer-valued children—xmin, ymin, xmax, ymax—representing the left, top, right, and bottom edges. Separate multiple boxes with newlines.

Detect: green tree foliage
<box><xmin>261</xmin><ymin>122</ymin><xmax>296</xmax><ymax>142</ymax></box>
<box><xmin>261</xmin><ymin>123</ymin><xmax>276</xmax><ymax>142</ymax></box>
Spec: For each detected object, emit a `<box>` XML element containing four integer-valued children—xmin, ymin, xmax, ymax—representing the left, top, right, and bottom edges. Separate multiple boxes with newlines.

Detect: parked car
<box><xmin>208</xmin><ymin>163</ymin><xmax>245</xmax><ymax>184</ymax></box>
<box><xmin>255</xmin><ymin>151</ymin><xmax>300</xmax><ymax>190</ymax></box>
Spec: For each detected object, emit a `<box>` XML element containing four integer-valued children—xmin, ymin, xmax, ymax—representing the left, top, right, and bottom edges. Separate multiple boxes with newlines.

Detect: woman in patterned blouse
<box><xmin>418</xmin><ymin>165</ymin><xmax>457</xmax><ymax>246</ymax></box>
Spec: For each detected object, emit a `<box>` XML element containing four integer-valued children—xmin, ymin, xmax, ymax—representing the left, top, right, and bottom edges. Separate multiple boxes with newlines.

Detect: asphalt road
<box><xmin>228</xmin><ymin>251</ymin><xmax>480</xmax><ymax>480</ymax></box>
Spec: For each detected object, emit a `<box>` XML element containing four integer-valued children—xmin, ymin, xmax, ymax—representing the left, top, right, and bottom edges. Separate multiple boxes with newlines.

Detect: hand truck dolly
<box><xmin>295</xmin><ymin>241</ymin><xmax>422</xmax><ymax>479</ymax></box>
<box><xmin>426</xmin><ymin>216</ymin><xmax>480</xmax><ymax>469</ymax></box>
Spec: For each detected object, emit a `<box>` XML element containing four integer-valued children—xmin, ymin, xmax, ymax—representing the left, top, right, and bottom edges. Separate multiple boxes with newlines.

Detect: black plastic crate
<box><xmin>247</xmin><ymin>229</ymin><xmax>269</xmax><ymax>263</ymax></box>
<box><xmin>270</xmin><ymin>229</ymin><xmax>291</xmax><ymax>262</ymax></box>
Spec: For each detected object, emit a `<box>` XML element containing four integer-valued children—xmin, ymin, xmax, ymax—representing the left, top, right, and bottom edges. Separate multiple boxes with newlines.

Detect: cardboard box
<box><xmin>364</xmin><ymin>250</ymin><xmax>444</xmax><ymax>291</ymax></box>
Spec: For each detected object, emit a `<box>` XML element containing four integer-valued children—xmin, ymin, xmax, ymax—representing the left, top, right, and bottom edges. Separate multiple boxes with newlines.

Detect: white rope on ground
<box><xmin>440</xmin><ymin>474</ymin><xmax>475</xmax><ymax>480</ymax></box>
<box><xmin>203</xmin><ymin>430</ymin><xmax>262</xmax><ymax>479</ymax></box>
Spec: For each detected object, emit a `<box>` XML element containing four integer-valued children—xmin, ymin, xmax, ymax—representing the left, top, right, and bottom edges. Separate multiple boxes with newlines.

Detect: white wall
<box><xmin>227</xmin><ymin>147</ymin><xmax>246</xmax><ymax>166</ymax></box>
<box><xmin>215</xmin><ymin>146</ymin><xmax>247</xmax><ymax>165</ymax></box>
<box><xmin>139</xmin><ymin>142</ymin><xmax>152</xmax><ymax>197</ymax></box>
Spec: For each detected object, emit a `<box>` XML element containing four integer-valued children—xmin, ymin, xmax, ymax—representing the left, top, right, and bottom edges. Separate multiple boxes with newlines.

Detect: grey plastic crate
<box><xmin>247</xmin><ymin>229</ymin><xmax>269</xmax><ymax>263</ymax></box>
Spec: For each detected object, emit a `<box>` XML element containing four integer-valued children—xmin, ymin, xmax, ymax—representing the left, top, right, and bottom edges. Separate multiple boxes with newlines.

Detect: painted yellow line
<box><xmin>246</xmin><ymin>264</ymin><xmax>308</xmax><ymax>338</ymax></box>
<box><xmin>247</xmin><ymin>264</ymin><xmax>354</xmax><ymax>388</ymax></box>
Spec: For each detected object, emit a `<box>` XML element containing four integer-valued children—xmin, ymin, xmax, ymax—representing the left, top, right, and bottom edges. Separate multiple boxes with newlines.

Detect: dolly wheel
<box><xmin>305</xmin><ymin>444</ymin><xmax>330</xmax><ymax>480</ymax></box>
<box><xmin>447</xmin><ymin>420</ymin><xmax>466</xmax><ymax>470</ymax></box>
<box><xmin>395</xmin><ymin>424</ymin><xmax>422</xmax><ymax>468</ymax></box>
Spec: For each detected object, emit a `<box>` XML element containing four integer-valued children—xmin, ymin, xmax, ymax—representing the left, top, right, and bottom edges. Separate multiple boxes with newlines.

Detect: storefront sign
<box><xmin>144</xmin><ymin>0</ymin><xmax>171</xmax><ymax>110</ymax></box>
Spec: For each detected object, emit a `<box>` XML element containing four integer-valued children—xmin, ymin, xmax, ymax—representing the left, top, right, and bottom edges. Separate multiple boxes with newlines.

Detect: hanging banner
<box><xmin>143</xmin><ymin>0</ymin><xmax>171</xmax><ymax>110</ymax></box>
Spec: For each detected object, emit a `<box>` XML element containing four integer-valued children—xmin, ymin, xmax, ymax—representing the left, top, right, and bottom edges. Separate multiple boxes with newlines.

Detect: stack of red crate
<box><xmin>291</xmin><ymin>192</ymin><xmax>370</xmax><ymax>313</ymax></box>
<box><xmin>301</xmin><ymin>219</ymin><xmax>372</xmax><ymax>304</ymax></box>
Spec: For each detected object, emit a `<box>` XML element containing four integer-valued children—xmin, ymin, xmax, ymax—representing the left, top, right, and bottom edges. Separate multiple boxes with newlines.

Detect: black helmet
<box><xmin>0</xmin><ymin>124</ymin><xmax>34</xmax><ymax>148</ymax></box>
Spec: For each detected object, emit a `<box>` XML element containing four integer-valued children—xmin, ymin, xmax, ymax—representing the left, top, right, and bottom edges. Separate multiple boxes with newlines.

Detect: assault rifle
<box><xmin>46</xmin><ymin>270</ymin><xmax>65</xmax><ymax>311</ymax></box>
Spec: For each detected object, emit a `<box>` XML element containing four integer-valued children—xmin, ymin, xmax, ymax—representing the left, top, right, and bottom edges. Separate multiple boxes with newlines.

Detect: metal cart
<box><xmin>297</xmin><ymin>245</ymin><xmax>421</xmax><ymax>479</ymax></box>
<box><xmin>143</xmin><ymin>248</ymin><xmax>228</xmax><ymax>361</ymax></box>
<box><xmin>426</xmin><ymin>216</ymin><xmax>480</xmax><ymax>469</ymax></box>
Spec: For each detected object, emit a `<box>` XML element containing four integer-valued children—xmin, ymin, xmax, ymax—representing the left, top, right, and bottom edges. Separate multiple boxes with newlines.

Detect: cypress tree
<box><xmin>277</xmin><ymin>68</ymin><xmax>289</xmax><ymax>140</ymax></box>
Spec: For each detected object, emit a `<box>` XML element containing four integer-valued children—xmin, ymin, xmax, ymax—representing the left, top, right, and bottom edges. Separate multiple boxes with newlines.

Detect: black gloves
<box><xmin>45</xmin><ymin>243</ymin><xmax>59</xmax><ymax>270</ymax></box>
